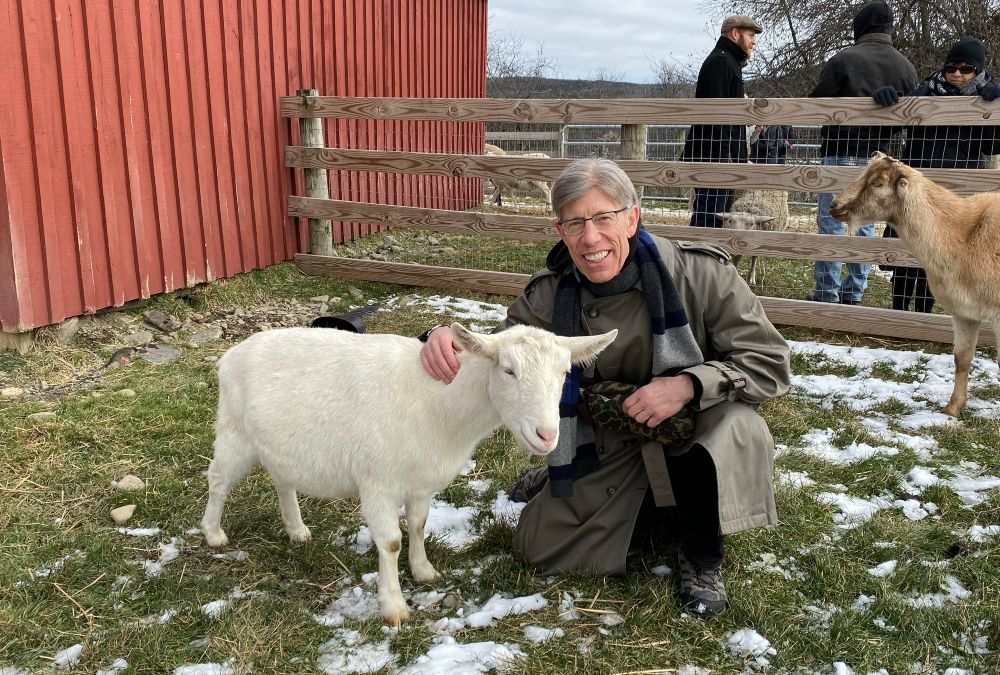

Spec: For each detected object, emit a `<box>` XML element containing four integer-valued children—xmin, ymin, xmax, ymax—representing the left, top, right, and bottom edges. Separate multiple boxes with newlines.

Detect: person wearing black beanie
<box><xmin>945</xmin><ymin>36</ymin><xmax>987</xmax><ymax>74</ymax></box>
<box><xmin>872</xmin><ymin>36</ymin><xmax>1000</xmax><ymax>313</ymax></box>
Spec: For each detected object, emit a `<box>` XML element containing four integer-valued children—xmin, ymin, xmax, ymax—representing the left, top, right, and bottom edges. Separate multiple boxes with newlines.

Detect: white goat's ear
<box><xmin>451</xmin><ymin>323</ymin><xmax>498</xmax><ymax>358</ymax></box>
<box><xmin>559</xmin><ymin>329</ymin><xmax>618</xmax><ymax>367</ymax></box>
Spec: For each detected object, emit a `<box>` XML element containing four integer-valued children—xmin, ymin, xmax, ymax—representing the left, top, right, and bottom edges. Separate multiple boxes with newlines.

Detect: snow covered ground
<box><xmin>6</xmin><ymin>295</ymin><xmax>998</xmax><ymax>675</ymax></box>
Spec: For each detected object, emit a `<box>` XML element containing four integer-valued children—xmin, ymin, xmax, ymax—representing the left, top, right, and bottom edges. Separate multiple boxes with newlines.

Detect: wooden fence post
<box><xmin>621</xmin><ymin>124</ymin><xmax>647</xmax><ymax>200</ymax></box>
<box><xmin>297</xmin><ymin>89</ymin><xmax>334</xmax><ymax>256</ymax></box>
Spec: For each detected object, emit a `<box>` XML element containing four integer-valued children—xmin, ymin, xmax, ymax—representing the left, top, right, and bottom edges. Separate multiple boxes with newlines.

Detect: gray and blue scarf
<box><xmin>546</xmin><ymin>226</ymin><xmax>704</xmax><ymax>497</ymax></box>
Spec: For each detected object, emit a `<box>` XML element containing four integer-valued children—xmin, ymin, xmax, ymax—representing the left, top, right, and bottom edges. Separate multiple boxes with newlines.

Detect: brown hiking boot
<box><xmin>509</xmin><ymin>467</ymin><xmax>549</xmax><ymax>503</ymax></box>
<box><xmin>677</xmin><ymin>550</ymin><xmax>728</xmax><ymax>617</ymax></box>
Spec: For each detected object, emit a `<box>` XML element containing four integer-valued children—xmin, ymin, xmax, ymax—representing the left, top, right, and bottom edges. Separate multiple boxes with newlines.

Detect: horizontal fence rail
<box><xmin>281</xmin><ymin>96</ymin><xmax>1000</xmax><ymax>346</ymax></box>
<box><xmin>285</xmin><ymin>147</ymin><xmax>1000</xmax><ymax>195</ymax></box>
<box><xmin>279</xmin><ymin>96</ymin><xmax>1000</xmax><ymax>126</ymax></box>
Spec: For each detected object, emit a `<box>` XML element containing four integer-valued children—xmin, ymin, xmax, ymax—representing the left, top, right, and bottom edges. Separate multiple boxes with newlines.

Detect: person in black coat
<box><xmin>684</xmin><ymin>15</ymin><xmax>762</xmax><ymax>227</ymax></box>
<box><xmin>806</xmin><ymin>1</ymin><xmax>918</xmax><ymax>305</ymax></box>
<box><xmin>873</xmin><ymin>36</ymin><xmax>1000</xmax><ymax>312</ymax></box>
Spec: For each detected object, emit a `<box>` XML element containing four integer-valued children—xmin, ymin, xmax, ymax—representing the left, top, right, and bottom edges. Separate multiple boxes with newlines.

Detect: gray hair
<box><xmin>550</xmin><ymin>159</ymin><xmax>639</xmax><ymax>220</ymax></box>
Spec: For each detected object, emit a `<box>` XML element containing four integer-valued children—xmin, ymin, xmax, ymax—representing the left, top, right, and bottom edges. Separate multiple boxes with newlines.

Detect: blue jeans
<box><xmin>690</xmin><ymin>188</ymin><xmax>730</xmax><ymax>228</ymax></box>
<box><xmin>812</xmin><ymin>156</ymin><xmax>875</xmax><ymax>303</ymax></box>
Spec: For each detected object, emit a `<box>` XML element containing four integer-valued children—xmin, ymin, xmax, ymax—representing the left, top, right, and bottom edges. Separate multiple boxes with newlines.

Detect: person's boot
<box><xmin>677</xmin><ymin>550</ymin><xmax>728</xmax><ymax>617</ymax></box>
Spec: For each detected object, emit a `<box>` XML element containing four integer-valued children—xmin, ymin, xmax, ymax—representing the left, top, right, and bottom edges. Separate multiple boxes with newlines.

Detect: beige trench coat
<box><xmin>501</xmin><ymin>235</ymin><xmax>791</xmax><ymax>576</ymax></box>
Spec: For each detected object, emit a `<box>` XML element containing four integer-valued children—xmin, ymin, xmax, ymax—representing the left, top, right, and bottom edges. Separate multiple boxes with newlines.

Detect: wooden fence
<box><xmin>280</xmin><ymin>96</ymin><xmax>1000</xmax><ymax>346</ymax></box>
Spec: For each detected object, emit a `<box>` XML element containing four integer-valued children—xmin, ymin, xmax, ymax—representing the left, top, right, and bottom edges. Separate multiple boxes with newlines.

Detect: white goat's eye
<box><xmin>503</xmin><ymin>368</ymin><xmax>516</xmax><ymax>377</ymax></box>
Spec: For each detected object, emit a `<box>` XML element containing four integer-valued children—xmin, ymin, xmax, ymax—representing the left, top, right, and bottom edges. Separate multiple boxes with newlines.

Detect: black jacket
<box><xmin>683</xmin><ymin>36</ymin><xmax>748</xmax><ymax>162</ymax></box>
<box><xmin>902</xmin><ymin>73</ymin><xmax>1000</xmax><ymax>169</ymax></box>
<box><xmin>810</xmin><ymin>13</ymin><xmax>917</xmax><ymax>157</ymax></box>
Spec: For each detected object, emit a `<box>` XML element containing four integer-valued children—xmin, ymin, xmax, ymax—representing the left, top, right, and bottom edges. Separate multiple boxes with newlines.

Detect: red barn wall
<box><xmin>0</xmin><ymin>0</ymin><xmax>486</xmax><ymax>331</ymax></box>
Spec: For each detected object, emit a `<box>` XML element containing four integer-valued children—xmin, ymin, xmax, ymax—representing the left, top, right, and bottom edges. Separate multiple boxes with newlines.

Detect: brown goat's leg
<box><xmin>944</xmin><ymin>317</ymin><xmax>979</xmax><ymax>418</ymax></box>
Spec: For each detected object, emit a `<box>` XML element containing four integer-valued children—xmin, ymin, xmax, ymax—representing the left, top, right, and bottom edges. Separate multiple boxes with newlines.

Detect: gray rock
<box><xmin>136</xmin><ymin>343</ymin><xmax>180</xmax><ymax>365</ymax></box>
<box><xmin>330</xmin><ymin>297</ymin><xmax>344</xmax><ymax>306</ymax></box>
<box><xmin>115</xmin><ymin>475</ymin><xmax>145</xmax><ymax>491</ymax></box>
<box><xmin>309</xmin><ymin>295</ymin><xmax>330</xmax><ymax>304</ymax></box>
<box><xmin>186</xmin><ymin>327</ymin><xmax>223</xmax><ymax>348</ymax></box>
<box><xmin>28</xmin><ymin>411</ymin><xmax>57</xmax><ymax>422</ymax></box>
<box><xmin>117</xmin><ymin>389</ymin><xmax>137</xmax><ymax>398</ymax></box>
<box><xmin>143</xmin><ymin>310</ymin><xmax>181</xmax><ymax>333</ymax></box>
<box><xmin>111</xmin><ymin>504</ymin><xmax>136</xmax><ymax>525</ymax></box>
<box><xmin>1</xmin><ymin>387</ymin><xmax>24</xmax><ymax>399</ymax></box>
<box><xmin>55</xmin><ymin>317</ymin><xmax>81</xmax><ymax>344</ymax></box>
<box><xmin>124</xmin><ymin>330</ymin><xmax>154</xmax><ymax>346</ymax></box>
<box><xmin>384</xmin><ymin>235</ymin><xmax>399</xmax><ymax>246</ymax></box>
<box><xmin>193</xmin><ymin>381</ymin><xmax>209</xmax><ymax>389</ymax></box>
<box><xmin>348</xmin><ymin>287</ymin><xmax>364</xmax><ymax>300</ymax></box>
<box><xmin>428</xmin><ymin>236</ymin><xmax>441</xmax><ymax>245</ymax></box>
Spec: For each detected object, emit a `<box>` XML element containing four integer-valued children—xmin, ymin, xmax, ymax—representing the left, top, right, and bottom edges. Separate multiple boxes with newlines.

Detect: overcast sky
<box><xmin>488</xmin><ymin>1</ymin><xmax>725</xmax><ymax>84</ymax></box>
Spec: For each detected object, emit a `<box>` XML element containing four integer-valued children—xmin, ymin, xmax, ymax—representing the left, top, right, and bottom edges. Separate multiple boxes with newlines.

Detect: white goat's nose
<box><xmin>536</xmin><ymin>428</ymin><xmax>557</xmax><ymax>447</ymax></box>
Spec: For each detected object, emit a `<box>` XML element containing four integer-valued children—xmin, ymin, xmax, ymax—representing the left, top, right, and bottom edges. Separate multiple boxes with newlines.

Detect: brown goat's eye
<box><xmin>872</xmin><ymin>181</ymin><xmax>883</xmax><ymax>188</ymax></box>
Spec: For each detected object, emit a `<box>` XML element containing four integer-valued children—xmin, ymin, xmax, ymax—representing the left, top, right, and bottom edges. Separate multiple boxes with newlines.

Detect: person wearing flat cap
<box><xmin>683</xmin><ymin>15</ymin><xmax>763</xmax><ymax>228</ymax></box>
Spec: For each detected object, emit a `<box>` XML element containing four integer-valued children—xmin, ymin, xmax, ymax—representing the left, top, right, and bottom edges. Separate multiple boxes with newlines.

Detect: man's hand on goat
<box><xmin>622</xmin><ymin>375</ymin><xmax>696</xmax><ymax>428</ymax></box>
<box><xmin>980</xmin><ymin>82</ymin><xmax>1000</xmax><ymax>101</ymax></box>
<box><xmin>872</xmin><ymin>86</ymin><xmax>901</xmax><ymax>107</ymax></box>
<box><xmin>420</xmin><ymin>326</ymin><xmax>462</xmax><ymax>383</ymax></box>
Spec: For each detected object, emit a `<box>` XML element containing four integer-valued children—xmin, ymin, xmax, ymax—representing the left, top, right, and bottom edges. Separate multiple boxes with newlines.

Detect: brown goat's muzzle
<box><xmin>829</xmin><ymin>199</ymin><xmax>848</xmax><ymax>221</ymax></box>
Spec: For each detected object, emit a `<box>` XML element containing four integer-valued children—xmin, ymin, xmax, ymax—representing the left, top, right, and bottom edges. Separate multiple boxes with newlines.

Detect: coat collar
<box><xmin>716</xmin><ymin>36</ymin><xmax>749</xmax><ymax>66</ymax></box>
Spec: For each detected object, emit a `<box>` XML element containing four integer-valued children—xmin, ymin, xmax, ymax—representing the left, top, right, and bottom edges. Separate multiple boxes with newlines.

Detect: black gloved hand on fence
<box><xmin>979</xmin><ymin>82</ymin><xmax>1000</xmax><ymax>101</ymax></box>
<box><xmin>872</xmin><ymin>86</ymin><xmax>901</xmax><ymax>107</ymax></box>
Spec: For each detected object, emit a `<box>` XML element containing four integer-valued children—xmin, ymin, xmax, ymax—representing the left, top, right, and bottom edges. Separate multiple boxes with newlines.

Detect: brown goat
<box><xmin>829</xmin><ymin>152</ymin><xmax>1000</xmax><ymax>417</ymax></box>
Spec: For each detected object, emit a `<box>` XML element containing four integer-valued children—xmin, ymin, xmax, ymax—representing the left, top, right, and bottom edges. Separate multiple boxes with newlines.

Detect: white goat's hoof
<box><xmin>381</xmin><ymin>598</ymin><xmax>410</xmax><ymax>627</ymax></box>
<box><xmin>203</xmin><ymin>527</ymin><xmax>229</xmax><ymax>548</ymax></box>
<box><xmin>286</xmin><ymin>525</ymin><xmax>312</xmax><ymax>543</ymax></box>
<box><xmin>411</xmin><ymin>563</ymin><xmax>442</xmax><ymax>583</ymax></box>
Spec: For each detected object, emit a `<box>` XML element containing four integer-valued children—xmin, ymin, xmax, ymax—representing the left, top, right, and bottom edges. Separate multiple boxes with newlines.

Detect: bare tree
<box><xmin>486</xmin><ymin>29</ymin><xmax>558</xmax><ymax>99</ymax></box>
<box><xmin>648</xmin><ymin>56</ymin><xmax>698</xmax><ymax>98</ymax></box>
<box><xmin>705</xmin><ymin>0</ymin><xmax>1000</xmax><ymax>96</ymax></box>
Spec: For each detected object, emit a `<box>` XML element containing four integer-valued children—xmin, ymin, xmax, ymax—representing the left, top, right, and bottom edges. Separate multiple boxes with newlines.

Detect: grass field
<box><xmin>1</xmin><ymin>240</ymin><xmax>997</xmax><ymax>674</ymax></box>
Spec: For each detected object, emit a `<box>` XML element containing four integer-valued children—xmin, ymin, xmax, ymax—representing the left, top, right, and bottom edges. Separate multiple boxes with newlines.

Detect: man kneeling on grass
<box><xmin>418</xmin><ymin>159</ymin><xmax>790</xmax><ymax>617</ymax></box>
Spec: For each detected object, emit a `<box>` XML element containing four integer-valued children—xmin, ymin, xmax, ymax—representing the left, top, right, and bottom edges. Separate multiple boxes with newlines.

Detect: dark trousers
<box><xmin>891</xmin><ymin>267</ymin><xmax>935</xmax><ymax>312</ymax></box>
<box><xmin>690</xmin><ymin>188</ymin><xmax>730</xmax><ymax>228</ymax></box>
<box><xmin>884</xmin><ymin>225</ymin><xmax>935</xmax><ymax>313</ymax></box>
<box><xmin>665</xmin><ymin>445</ymin><xmax>725</xmax><ymax>568</ymax></box>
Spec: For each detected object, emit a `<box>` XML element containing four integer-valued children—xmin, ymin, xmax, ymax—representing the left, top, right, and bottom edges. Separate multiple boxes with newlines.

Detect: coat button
<box><xmin>598</xmin><ymin>445</ymin><xmax>605</xmax><ymax>455</ymax></box>
<box><xmin>587</xmin><ymin>308</ymin><xmax>600</xmax><ymax>318</ymax></box>
<box><xmin>606</xmin><ymin>486</ymin><xmax>616</xmax><ymax>497</ymax></box>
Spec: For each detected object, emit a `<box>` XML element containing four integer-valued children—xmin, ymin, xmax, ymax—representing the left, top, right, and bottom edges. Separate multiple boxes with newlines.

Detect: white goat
<box><xmin>483</xmin><ymin>144</ymin><xmax>551</xmax><ymax>209</ymax></box>
<box><xmin>830</xmin><ymin>152</ymin><xmax>1000</xmax><ymax>417</ymax></box>
<box><xmin>200</xmin><ymin>323</ymin><xmax>616</xmax><ymax>625</ymax></box>
<box><xmin>716</xmin><ymin>189</ymin><xmax>790</xmax><ymax>288</ymax></box>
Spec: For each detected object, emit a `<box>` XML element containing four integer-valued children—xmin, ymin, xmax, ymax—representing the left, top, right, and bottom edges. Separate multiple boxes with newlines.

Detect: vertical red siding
<box><xmin>0</xmin><ymin>0</ymin><xmax>487</xmax><ymax>331</ymax></box>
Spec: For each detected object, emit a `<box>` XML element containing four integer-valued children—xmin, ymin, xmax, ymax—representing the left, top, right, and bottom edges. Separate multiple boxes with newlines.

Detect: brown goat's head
<box><xmin>830</xmin><ymin>152</ymin><xmax>918</xmax><ymax>232</ymax></box>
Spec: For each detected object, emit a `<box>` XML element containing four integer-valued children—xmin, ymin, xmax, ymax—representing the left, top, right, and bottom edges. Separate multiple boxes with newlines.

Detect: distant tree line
<box><xmin>487</xmin><ymin>1</ymin><xmax>1000</xmax><ymax>100</ymax></box>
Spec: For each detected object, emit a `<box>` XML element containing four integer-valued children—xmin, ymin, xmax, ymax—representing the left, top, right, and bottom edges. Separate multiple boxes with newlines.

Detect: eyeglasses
<box><xmin>943</xmin><ymin>64</ymin><xmax>977</xmax><ymax>75</ymax></box>
<box><xmin>557</xmin><ymin>207</ymin><xmax>629</xmax><ymax>235</ymax></box>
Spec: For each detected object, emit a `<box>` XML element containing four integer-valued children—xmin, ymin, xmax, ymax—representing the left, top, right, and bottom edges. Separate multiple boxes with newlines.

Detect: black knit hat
<box><xmin>945</xmin><ymin>36</ymin><xmax>987</xmax><ymax>73</ymax></box>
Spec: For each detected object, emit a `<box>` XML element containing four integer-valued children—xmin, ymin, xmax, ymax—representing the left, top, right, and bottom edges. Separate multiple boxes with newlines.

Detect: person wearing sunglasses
<box><xmin>419</xmin><ymin>158</ymin><xmax>790</xmax><ymax>617</ymax></box>
<box><xmin>872</xmin><ymin>36</ymin><xmax>1000</xmax><ymax>313</ymax></box>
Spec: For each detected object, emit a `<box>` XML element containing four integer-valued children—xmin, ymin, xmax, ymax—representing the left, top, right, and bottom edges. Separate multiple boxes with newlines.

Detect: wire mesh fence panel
<box><xmin>286</xmin><ymin>95</ymin><xmax>1000</xmax><ymax>337</ymax></box>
